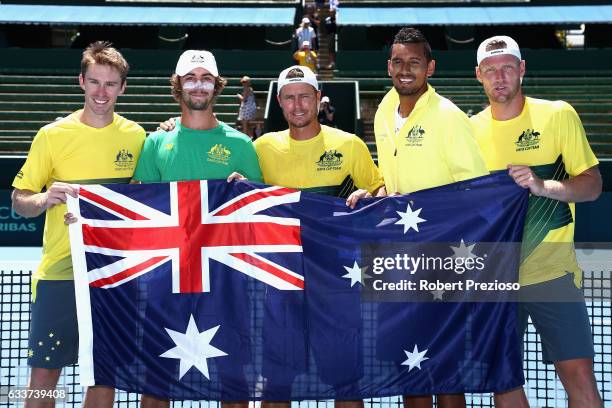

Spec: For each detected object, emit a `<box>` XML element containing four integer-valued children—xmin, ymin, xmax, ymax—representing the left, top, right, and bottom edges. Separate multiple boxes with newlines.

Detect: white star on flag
<box><xmin>401</xmin><ymin>344</ymin><xmax>429</xmax><ymax>372</ymax></box>
<box><xmin>450</xmin><ymin>239</ymin><xmax>477</xmax><ymax>260</ymax></box>
<box><xmin>431</xmin><ymin>289</ymin><xmax>445</xmax><ymax>301</ymax></box>
<box><xmin>160</xmin><ymin>314</ymin><xmax>227</xmax><ymax>380</ymax></box>
<box><xmin>395</xmin><ymin>203</ymin><xmax>426</xmax><ymax>233</ymax></box>
<box><xmin>342</xmin><ymin>261</ymin><xmax>371</xmax><ymax>287</ymax></box>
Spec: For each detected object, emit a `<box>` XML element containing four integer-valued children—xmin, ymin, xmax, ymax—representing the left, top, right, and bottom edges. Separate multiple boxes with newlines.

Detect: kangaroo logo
<box><xmin>316</xmin><ymin>149</ymin><xmax>343</xmax><ymax>170</ymax></box>
<box><xmin>405</xmin><ymin>125</ymin><xmax>426</xmax><ymax>146</ymax></box>
<box><xmin>515</xmin><ymin>129</ymin><xmax>541</xmax><ymax>151</ymax></box>
<box><xmin>207</xmin><ymin>144</ymin><xmax>232</xmax><ymax>165</ymax></box>
<box><xmin>114</xmin><ymin>149</ymin><xmax>136</xmax><ymax>169</ymax></box>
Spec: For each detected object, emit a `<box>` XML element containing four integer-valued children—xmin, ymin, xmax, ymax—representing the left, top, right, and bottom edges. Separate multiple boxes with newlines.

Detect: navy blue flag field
<box><xmin>67</xmin><ymin>172</ymin><xmax>528</xmax><ymax>401</ymax></box>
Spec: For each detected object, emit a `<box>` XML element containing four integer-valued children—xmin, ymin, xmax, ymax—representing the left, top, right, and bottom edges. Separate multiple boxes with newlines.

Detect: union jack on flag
<box><xmin>73</xmin><ymin>180</ymin><xmax>304</xmax><ymax>293</ymax></box>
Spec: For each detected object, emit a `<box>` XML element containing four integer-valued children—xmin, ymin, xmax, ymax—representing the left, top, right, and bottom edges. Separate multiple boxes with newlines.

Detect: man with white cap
<box><xmin>229</xmin><ymin>64</ymin><xmax>381</xmax><ymax>408</ymax></box>
<box><xmin>472</xmin><ymin>35</ymin><xmax>602</xmax><ymax>407</ymax></box>
<box><xmin>295</xmin><ymin>17</ymin><xmax>317</xmax><ymax>50</ymax></box>
<box><xmin>159</xmin><ymin>64</ymin><xmax>381</xmax><ymax>405</ymax></box>
<box><xmin>133</xmin><ymin>49</ymin><xmax>261</xmax><ymax>184</ymax></box>
<box><xmin>318</xmin><ymin>95</ymin><xmax>336</xmax><ymax>127</ymax></box>
<box><xmin>132</xmin><ymin>51</ymin><xmax>261</xmax><ymax>408</ymax></box>
<box><xmin>251</xmin><ymin>65</ymin><xmax>382</xmax><ymax>200</ymax></box>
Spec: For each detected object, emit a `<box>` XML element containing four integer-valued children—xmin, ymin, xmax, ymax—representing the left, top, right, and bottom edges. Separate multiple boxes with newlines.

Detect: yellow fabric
<box><xmin>374</xmin><ymin>85</ymin><xmax>488</xmax><ymax>194</ymax></box>
<box><xmin>12</xmin><ymin>110</ymin><xmax>145</xmax><ymax>281</ymax></box>
<box><xmin>254</xmin><ymin>125</ymin><xmax>383</xmax><ymax>196</ymax></box>
<box><xmin>293</xmin><ymin>50</ymin><xmax>318</xmax><ymax>72</ymax></box>
<box><xmin>471</xmin><ymin>97</ymin><xmax>599</xmax><ymax>287</ymax></box>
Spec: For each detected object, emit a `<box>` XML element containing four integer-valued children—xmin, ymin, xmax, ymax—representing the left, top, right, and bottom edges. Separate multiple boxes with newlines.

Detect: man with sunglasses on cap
<box><xmin>472</xmin><ymin>35</ymin><xmax>602</xmax><ymax>407</ymax></box>
<box><xmin>251</xmin><ymin>65</ymin><xmax>382</xmax><ymax>201</ymax></box>
<box><xmin>228</xmin><ymin>65</ymin><xmax>382</xmax><ymax>408</ymax></box>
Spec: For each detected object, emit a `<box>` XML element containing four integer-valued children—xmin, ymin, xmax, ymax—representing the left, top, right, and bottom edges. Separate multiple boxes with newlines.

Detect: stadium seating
<box><xmin>346</xmin><ymin>75</ymin><xmax>612</xmax><ymax>160</ymax></box>
<box><xmin>0</xmin><ymin>72</ymin><xmax>611</xmax><ymax>160</ymax></box>
<box><xmin>0</xmin><ymin>74</ymin><xmax>273</xmax><ymax>154</ymax></box>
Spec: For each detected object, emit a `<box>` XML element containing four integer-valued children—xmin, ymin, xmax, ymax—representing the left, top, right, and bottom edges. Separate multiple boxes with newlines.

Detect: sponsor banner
<box><xmin>0</xmin><ymin>189</ymin><xmax>44</xmax><ymax>246</ymax></box>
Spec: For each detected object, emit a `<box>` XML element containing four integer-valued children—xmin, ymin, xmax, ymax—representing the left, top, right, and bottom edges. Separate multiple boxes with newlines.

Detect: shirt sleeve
<box><xmin>554</xmin><ymin>101</ymin><xmax>599</xmax><ymax>176</ymax></box>
<box><xmin>239</xmin><ymin>139</ymin><xmax>263</xmax><ymax>183</ymax></box>
<box><xmin>12</xmin><ymin>128</ymin><xmax>53</xmax><ymax>192</ymax></box>
<box><xmin>132</xmin><ymin>134</ymin><xmax>161</xmax><ymax>183</ymax></box>
<box><xmin>442</xmin><ymin>110</ymin><xmax>489</xmax><ymax>182</ymax></box>
<box><xmin>350</xmin><ymin>136</ymin><xmax>384</xmax><ymax>193</ymax></box>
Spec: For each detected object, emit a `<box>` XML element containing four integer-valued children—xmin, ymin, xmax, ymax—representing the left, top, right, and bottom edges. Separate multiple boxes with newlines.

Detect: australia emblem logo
<box><xmin>405</xmin><ymin>125</ymin><xmax>425</xmax><ymax>146</ymax></box>
<box><xmin>207</xmin><ymin>144</ymin><xmax>231</xmax><ymax>165</ymax></box>
<box><xmin>114</xmin><ymin>149</ymin><xmax>135</xmax><ymax>169</ymax></box>
<box><xmin>515</xmin><ymin>129</ymin><xmax>540</xmax><ymax>151</ymax></box>
<box><xmin>316</xmin><ymin>149</ymin><xmax>343</xmax><ymax>171</ymax></box>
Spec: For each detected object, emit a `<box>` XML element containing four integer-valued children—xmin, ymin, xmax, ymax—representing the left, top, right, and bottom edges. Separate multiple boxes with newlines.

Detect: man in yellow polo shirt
<box><xmin>375</xmin><ymin>27</ymin><xmax>487</xmax><ymax>197</ymax></box>
<box><xmin>254</xmin><ymin>65</ymin><xmax>383</xmax><ymax>199</ymax></box>
<box><xmin>11</xmin><ymin>42</ymin><xmax>145</xmax><ymax>407</ymax></box>
<box><xmin>293</xmin><ymin>41</ymin><xmax>318</xmax><ymax>74</ymax></box>
<box><xmin>374</xmin><ymin>27</ymin><xmax>487</xmax><ymax>408</ymax></box>
<box><xmin>471</xmin><ymin>35</ymin><xmax>602</xmax><ymax>407</ymax></box>
<box><xmin>227</xmin><ymin>65</ymin><xmax>383</xmax><ymax>408</ymax></box>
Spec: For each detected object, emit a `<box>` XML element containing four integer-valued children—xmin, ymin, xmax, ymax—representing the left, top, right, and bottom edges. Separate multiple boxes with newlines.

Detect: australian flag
<box><xmin>68</xmin><ymin>172</ymin><xmax>528</xmax><ymax>401</ymax></box>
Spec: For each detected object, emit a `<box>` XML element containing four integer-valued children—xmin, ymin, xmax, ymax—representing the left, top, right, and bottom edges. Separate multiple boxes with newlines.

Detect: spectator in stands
<box><xmin>304</xmin><ymin>4</ymin><xmax>321</xmax><ymax>35</ymax></box>
<box><xmin>11</xmin><ymin>41</ymin><xmax>146</xmax><ymax>408</ymax></box>
<box><xmin>237</xmin><ymin>75</ymin><xmax>257</xmax><ymax>138</ymax></box>
<box><xmin>350</xmin><ymin>26</ymin><xmax>488</xmax><ymax>408</ymax></box>
<box><xmin>329</xmin><ymin>0</ymin><xmax>340</xmax><ymax>13</ymax></box>
<box><xmin>253</xmin><ymin>122</ymin><xmax>264</xmax><ymax>139</ymax></box>
<box><xmin>293</xmin><ymin>40</ymin><xmax>318</xmax><ymax>74</ymax></box>
<box><xmin>324</xmin><ymin>8</ymin><xmax>337</xmax><ymax>69</ymax></box>
<box><xmin>295</xmin><ymin>17</ymin><xmax>317</xmax><ymax>51</ymax></box>
<box><xmin>472</xmin><ymin>35</ymin><xmax>603</xmax><ymax>408</ymax></box>
<box><xmin>318</xmin><ymin>95</ymin><xmax>336</xmax><ymax>127</ymax></box>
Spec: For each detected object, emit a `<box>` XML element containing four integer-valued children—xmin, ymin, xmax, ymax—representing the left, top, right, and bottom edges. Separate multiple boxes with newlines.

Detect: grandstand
<box><xmin>0</xmin><ymin>0</ymin><xmax>611</xmax><ymax>407</ymax></box>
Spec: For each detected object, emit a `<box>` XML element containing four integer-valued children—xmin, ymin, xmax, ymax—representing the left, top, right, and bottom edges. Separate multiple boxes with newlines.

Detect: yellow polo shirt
<box><xmin>471</xmin><ymin>97</ymin><xmax>599</xmax><ymax>287</ymax></box>
<box><xmin>12</xmin><ymin>111</ymin><xmax>145</xmax><ymax>281</ymax></box>
<box><xmin>374</xmin><ymin>85</ymin><xmax>487</xmax><ymax>194</ymax></box>
<box><xmin>254</xmin><ymin>125</ymin><xmax>383</xmax><ymax>198</ymax></box>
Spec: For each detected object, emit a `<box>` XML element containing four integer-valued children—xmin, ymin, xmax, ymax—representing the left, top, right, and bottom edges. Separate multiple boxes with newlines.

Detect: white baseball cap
<box><xmin>321</xmin><ymin>96</ymin><xmax>330</xmax><ymax>103</ymax></box>
<box><xmin>302</xmin><ymin>40</ymin><xmax>311</xmax><ymax>48</ymax></box>
<box><xmin>175</xmin><ymin>50</ymin><xmax>219</xmax><ymax>77</ymax></box>
<box><xmin>277</xmin><ymin>65</ymin><xmax>319</xmax><ymax>95</ymax></box>
<box><xmin>476</xmin><ymin>36</ymin><xmax>522</xmax><ymax>65</ymax></box>
<box><xmin>302</xmin><ymin>17</ymin><xmax>310</xmax><ymax>24</ymax></box>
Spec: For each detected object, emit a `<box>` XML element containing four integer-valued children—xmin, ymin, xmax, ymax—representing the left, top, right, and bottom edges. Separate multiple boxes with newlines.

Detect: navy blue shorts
<box><xmin>28</xmin><ymin>280</ymin><xmax>79</xmax><ymax>369</ymax></box>
<box><xmin>518</xmin><ymin>273</ymin><xmax>595</xmax><ymax>363</ymax></box>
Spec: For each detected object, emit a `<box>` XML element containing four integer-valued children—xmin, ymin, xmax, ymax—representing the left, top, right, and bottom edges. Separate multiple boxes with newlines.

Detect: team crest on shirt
<box><xmin>405</xmin><ymin>125</ymin><xmax>425</xmax><ymax>146</ymax></box>
<box><xmin>515</xmin><ymin>129</ymin><xmax>541</xmax><ymax>152</ymax></box>
<box><xmin>316</xmin><ymin>149</ymin><xmax>343</xmax><ymax>171</ymax></box>
<box><xmin>114</xmin><ymin>149</ymin><xmax>136</xmax><ymax>170</ymax></box>
<box><xmin>207</xmin><ymin>143</ymin><xmax>231</xmax><ymax>165</ymax></box>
